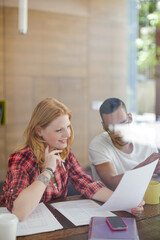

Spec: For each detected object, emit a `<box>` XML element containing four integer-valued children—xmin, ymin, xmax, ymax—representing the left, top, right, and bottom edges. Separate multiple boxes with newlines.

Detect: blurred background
<box><xmin>0</xmin><ymin>0</ymin><xmax>160</xmax><ymax>181</ymax></box>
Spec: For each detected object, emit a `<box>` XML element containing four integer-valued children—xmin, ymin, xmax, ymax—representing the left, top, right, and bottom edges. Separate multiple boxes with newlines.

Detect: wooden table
<box><xmin>16</xmin><ymin>195</ymin><xmax>160</xmax><ymax>240</ymax></box>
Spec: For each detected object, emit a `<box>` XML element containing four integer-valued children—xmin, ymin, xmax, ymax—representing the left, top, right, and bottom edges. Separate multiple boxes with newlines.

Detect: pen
<box><xmin>58</xmin><ymin>153</ymin><xmax>66</xmax><ymax>171</ymax></box>
<box><xmin>62</xmin><ymin>162</ymin><xmax>66</xmax><ymax>172</ymax></box>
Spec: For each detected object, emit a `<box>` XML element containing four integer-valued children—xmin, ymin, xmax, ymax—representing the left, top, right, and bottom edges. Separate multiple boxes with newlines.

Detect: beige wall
<box><xmin>88</xmin><ymin>0</ymin><xmax>127</xmax><ymax>141</ymax></box>
<box><xmin>0</xmin><ymin>0</ymin><xmax>127</xmax><ymax>181</ymax></box>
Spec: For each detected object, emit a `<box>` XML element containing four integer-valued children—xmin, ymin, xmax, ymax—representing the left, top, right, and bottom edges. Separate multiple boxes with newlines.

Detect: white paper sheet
<box><xmin>51</xmin><ymin>199</ymin><xmax>115</xmax><ymax>226</ymax></box>
<box><xmin>0</xmin><ymin>203</ymin><xmax>63</xmax><ymax>236</ymax></box>
<box><xmin>99</xmin><ymin>160</ymin><xmax>158</xmax><ymax>212</ymax></box>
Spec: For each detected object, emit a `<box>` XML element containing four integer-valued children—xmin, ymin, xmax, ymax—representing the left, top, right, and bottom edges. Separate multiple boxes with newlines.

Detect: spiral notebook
<box><xmin>88</xmin><ymin>217</ymin><xmax>139</xmax><ymax>240</ymax></box>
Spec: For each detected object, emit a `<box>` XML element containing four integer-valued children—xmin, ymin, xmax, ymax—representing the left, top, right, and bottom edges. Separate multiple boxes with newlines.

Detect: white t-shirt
<box><xmin>89</xmin><ymin>132</ymin><xmax>158</xmax><ymax>181</ymax></box>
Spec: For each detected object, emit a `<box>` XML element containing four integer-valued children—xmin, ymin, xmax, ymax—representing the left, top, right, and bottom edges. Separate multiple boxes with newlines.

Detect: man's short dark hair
<box><xmin>99</xmin><ymin>98</ymin><xmax>127</xmax><ymax>119</ymax></box>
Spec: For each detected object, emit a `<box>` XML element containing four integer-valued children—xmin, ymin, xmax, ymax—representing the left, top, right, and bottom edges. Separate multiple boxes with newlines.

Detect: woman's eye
<box><xmin>55</xmin><ymin>125</ymin><xmax>70</xmax><ymax>132</ymax></box>
<box><xmin>55</xmin><ymin>129</ymin><xmax>62</xmax><ymax>132</ymax></box>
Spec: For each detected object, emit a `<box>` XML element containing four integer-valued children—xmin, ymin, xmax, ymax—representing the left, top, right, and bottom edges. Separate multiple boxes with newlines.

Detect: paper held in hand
<box><xmin>99</xmin><ymin>159</ymin><xmax>158</xmax><ymax>212</ymax></box>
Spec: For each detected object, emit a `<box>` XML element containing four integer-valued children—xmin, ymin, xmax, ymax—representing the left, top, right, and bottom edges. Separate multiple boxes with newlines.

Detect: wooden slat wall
<box><xmin>0</xmin><ymin>3</ymin><xmax>6</xmax><ymax>180</ymax></box>
<box><xmin>0</xmin><ymin>0</ymin><xmax>127</xmax><ymax>181</ymax></box>
<box><xmin>88</xmin><ymin>0</ymin><xmax>127</xmax><ymax>141</ymax></box>
<box><xmin>0</xmin><ymin>4</ymin><xmax>3</xmax><ymax>98</ymax></box>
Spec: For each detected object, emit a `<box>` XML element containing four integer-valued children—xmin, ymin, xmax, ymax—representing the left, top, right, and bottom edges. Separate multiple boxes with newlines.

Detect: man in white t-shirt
<box><xmin>89</xmin><ymin>98</ymin><xmax>160</xmax><ymax>190</ymax></box>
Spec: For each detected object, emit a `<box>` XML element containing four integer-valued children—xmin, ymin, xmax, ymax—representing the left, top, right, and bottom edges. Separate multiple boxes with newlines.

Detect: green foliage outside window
<box><xmin>136</xmin><ymin>0</ymin><xmax>160</xmax><ymax>75</ymax></box>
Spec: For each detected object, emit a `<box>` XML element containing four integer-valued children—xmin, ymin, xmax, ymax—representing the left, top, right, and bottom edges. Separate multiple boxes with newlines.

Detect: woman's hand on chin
<box><xmin>44</xmin><ymin>145</ymin><xmax>63</xmax><ymax>171</ymax></box>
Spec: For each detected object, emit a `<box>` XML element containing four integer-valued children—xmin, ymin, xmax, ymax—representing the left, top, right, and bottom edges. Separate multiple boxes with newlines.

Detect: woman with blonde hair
<box><xmin>2</xmin><ymin>98</ymin><xmax>144</xmax><ymax>221</ymax></box>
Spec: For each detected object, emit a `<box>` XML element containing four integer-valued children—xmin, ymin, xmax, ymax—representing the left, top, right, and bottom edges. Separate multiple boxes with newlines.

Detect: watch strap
<box><xmin>42</xmin><ymin>168</ymin><xmax>55</xmax><ymax>178</ymax></box>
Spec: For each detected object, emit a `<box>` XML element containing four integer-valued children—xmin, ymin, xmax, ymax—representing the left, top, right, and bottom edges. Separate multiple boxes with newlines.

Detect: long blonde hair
<box><xmin>18</xmin><ymin>98</ymin><xmax>74</xmax><ymax>167</ymax></box>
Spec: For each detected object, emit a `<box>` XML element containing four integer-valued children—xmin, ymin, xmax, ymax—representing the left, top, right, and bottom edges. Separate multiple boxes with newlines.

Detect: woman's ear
<box><xmin>128</xmin><ymin>113</ymin><xmax>132</xmax><ymax>123</ymax></box>
<box><xmin>35</xmin><ymin>126</ymin><xmax>42</xmax><ymax>136</ymax></box>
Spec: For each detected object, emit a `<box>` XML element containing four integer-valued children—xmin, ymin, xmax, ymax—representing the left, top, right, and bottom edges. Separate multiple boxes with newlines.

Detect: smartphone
<box><xmin>106</xmin><ymin>216</ymin><xmax>128</xmax><ymax>231</ymax></box>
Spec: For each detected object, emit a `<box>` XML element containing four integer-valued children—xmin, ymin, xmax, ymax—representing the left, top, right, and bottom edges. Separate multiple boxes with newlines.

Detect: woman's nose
<box><xmin>63</xmin><ymin>128</ymin><xmax>70</xmax><ymax>138</ymax></box>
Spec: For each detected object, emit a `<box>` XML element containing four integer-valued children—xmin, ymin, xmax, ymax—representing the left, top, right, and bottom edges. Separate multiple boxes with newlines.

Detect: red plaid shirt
<box><xmin>1</xmin><ymin>146</ymin><xmax>104</xmax><ymax>211</ymax></box>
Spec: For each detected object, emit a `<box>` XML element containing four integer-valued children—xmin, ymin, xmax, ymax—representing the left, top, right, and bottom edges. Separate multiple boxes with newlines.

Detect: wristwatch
<box><xmin>42</xmin><ymin>168</ymin><xmax>55</xmax><ymax>179</ymax></box>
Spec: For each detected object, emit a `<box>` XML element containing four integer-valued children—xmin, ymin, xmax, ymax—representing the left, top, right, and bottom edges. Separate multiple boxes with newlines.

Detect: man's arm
<box><xmin>134</xmin><ymin>152</ymin><xmax>160</xmax><ymax>174</ymax></box>
<box><xmin>95</xmin><ymin>162</ymin><xmax>124</xmax><ymax>191</ymax></box>
<box><xmin>96</xmin><ymin>152</ymin><xmax>160</xmax><ymax>191</ymax></box>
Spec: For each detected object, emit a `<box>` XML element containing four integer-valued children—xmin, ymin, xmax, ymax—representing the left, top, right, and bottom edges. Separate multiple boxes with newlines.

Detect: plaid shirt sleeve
<box><xmin>2</xmin><ymin>152</ymin><xmax>31</xmax><ymax>212</ymax></box>
<box><xmin>67</xmin><ymin>151</ymin><xmax>105</xmax><ymax>199</ymax></box>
